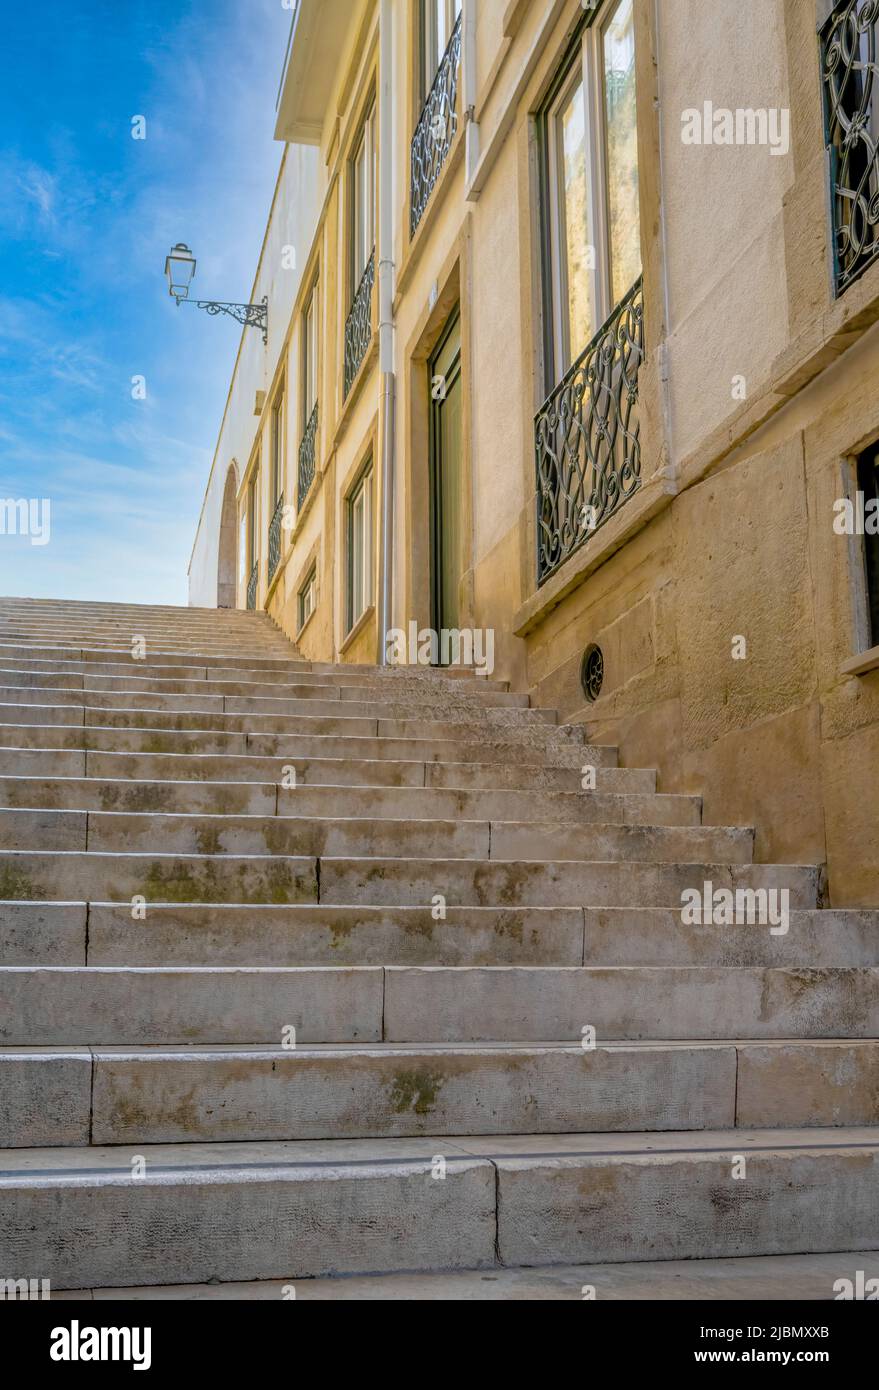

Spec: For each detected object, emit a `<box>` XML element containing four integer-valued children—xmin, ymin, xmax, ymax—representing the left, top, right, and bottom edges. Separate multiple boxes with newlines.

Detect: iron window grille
<box><xmin>246</xmin><ymin>562</ymin><xmax>259</xmax><ymax>611</ymax></box>
<box><xmin>344</xmin><ymin>249</ymin><xmax>375</xmax><ymax>398</ymax></box>
<box><xmin>410</xmin><ymin>10</ymin><xmax>463</xmax><ymax>236</ymax></box>
<box><xmin>268</xmin><ymin>495</ymin><xmax>284</xmax><ymax>583</ymax></box>
<box><xmin>535</xmin><ymin>275</ymin><xmax>644</xmax><ymax>586</ymax></box>
<box><xmin>298</xmin><ymin>401</ymin><xmax>319</xmax><ymax>507</ymax></box>
<box><xmin>821</xmin><ymin>0</ymin><xmax>879</xmax><ymax>294</ymax></box>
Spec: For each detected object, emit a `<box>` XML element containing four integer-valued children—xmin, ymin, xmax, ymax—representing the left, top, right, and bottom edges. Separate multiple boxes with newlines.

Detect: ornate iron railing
<box><xmin>298</xmin><ymin>402</ymin><xmax>318</xmax><ymax>506</ymax></box>
<box><xmin>821</xmin><ymin>0</ymin><xmax>879</xmax><ymax>294</ymax></box>
<box><xmin>410</xmin><ymin>11</ymin><xmax>463</xmax><ymax>236</ymax></box>
<box><xmin>344</xmin><ymin>250</ymin><xmax>375</xmax><ymax>398</ymax></box>
<box><xmin>246</xmin><ymin>562</ymin><xmax>259</xmax><ymax>611</ymax></box>
<box><xmin>268</xmin><ymin>494</ymin><xmax>284</xmax><ymax>582</ymax></box>
<box><xmin>535</xmin><ymin>276</ymin><xmax>644</xmax><ymax>586</ymax></box>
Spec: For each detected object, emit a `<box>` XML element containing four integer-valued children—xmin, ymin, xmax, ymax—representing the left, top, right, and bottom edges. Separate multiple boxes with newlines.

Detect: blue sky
<box><xmin>0</xmin><ymin>0</ymin><xmax>290</xmax><ymax>604</ymax></box>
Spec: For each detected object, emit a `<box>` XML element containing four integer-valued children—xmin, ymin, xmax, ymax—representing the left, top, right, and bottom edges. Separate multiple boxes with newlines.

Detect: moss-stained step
<box><xmin>1</xmin><ymin>1042</ymin><xmax>738</xmax><ymax>1145</ymax></box>
<box><xmin>0</xmin><ymin>851</ymin><xmax>317</xmax><ymax>903</ymax></box>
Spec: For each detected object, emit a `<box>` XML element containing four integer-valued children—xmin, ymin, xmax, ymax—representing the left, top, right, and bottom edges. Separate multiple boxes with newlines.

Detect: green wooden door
<box><xmin>429</xmin><ymin>309</ymin><xmax>463</xmax><ymax>644</ymax></box>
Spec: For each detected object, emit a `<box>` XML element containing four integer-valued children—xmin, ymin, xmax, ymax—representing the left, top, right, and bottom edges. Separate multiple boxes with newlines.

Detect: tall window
<box><xmin>270</xmin><ymin>384</ymin><xmax>285</xmax><ymax>506</ymax></box>
<box><xmin>247</xmin><ymin>476</ymin><xmax>257</xmax><ymax>564</ymax></box>
<box><xmin>420</xmin><ymin>0</ymin><xmax>462</xmax><ymax>103</ymax></box>
<box><xmin>821</xmin><ymin>0</ymin><xmax>879</xmax><ymax>294</ymax></box>
<box><xmin>351</xmin><ymin>103</ymin><xmax>376</xmax><ymax>295</ymax></box>
<box><xmin>858</xmin><ymin>447</ymin><xmax>879</xmax><ymax>646</ymax></box>
<box><xmin>346</xmin><ymin>463</ymin><xmax>373</xmax><ymax>632</ymax></box>
<box><xmin>303</xmin><ymin>281</ymin><xmax>319</xmax><ymax>420</ymax></box>
<box><xmin>540</xmin><ymin>0</ymin><xmax>640</xmax><ymax>384</ymax></box>
<box><xmin>298</xmin><ymin>565</ymin><xmax>317</xmax><ymax>632</ymax></box>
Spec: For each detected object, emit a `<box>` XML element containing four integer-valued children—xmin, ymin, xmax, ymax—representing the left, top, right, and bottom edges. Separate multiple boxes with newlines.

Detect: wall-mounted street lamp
<box><xmin>164</xmin><ymin>244</ymin><xmax>268</xmax><ymax>345</ymax></box>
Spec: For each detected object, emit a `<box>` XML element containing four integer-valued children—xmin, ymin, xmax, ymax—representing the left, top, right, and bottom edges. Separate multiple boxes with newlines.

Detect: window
<box><xmin>270</xmin><ymin>383</ymin><xmax>285</xmax><ymax>506</ymax></box>
<box><xmin>247</xmin><ymin>474</ymin><xmax>258</xmax><ymax>571</ymax></box>
<box><xmin>420</xmin><ymin>0</ymin><xmax>462</xmax><ymax>103</ymax></box>
<box><xmin>303</xmin><ymin>281</ymin><xmax>319</xmax><ymax>421</ymax></box>
<box><xmin>858</xmin><ymin>447</ymin><xmax>879</xmax><ymax>646</ymax></box>
<box><xmin>298</xmin><ymin>565</ymin><xmax>317</xmax><ymax>632</ymax></box>
<box><xmin>540</xmin><ymin>0</ymin><xmax>640</xmax><ymax>384</ymax></box>
<box><xmin>346</xmin><ymin>463</ymin><xmax>373</xmax><ymax>632</ymax></box>
<box><xmin>351</xmin><ymin>103</ymin><xmax>376</xmax><ymax>295</ymax></box>
<box><xmin>821</xmin><ymin>0</ymin><xmax>879</xmax><ymax>295</ymax></box>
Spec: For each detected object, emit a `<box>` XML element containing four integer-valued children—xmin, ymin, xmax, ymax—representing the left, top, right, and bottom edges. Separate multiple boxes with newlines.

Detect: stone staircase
<box><xmin>0</xmin><ymin>596</ymin><xmax>877</xmax><ymax>1297</ymax></box>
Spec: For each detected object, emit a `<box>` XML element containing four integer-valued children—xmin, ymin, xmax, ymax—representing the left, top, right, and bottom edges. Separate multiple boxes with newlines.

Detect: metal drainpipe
<box><xmin>376</xmin><ymin>0</ymin><xmax>397</xmax><ymax>666</ymax></box>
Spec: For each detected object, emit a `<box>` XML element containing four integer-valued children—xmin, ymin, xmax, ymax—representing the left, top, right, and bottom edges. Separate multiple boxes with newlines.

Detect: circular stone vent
<box><xmin>580</xmin><ymin>644</ymin><xmax>604</xmax><ymax>702</ymax></box>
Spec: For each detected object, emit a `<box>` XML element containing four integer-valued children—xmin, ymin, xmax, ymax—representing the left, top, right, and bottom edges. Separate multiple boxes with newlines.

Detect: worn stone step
<box><xmin>0</xmin><ymin>701</ymin><xmax>582</xmax><ymax>747</ymax></box>
<box><xmin>0</xmin><ymin>1041</ymin><xmax>737</xmax><ymax>1146</ymax></box>
<box><xmin>0</xmin><ymin>669</ymin><xmax>526</xmax><ymax>708</ymax></box>
<box><xmin>2</xmin><ymin>965</ymin><xmax>873</xmax><ymax>1045</ymax></box>
<box><xmin>2</xmin><ymin>1128</ymin><xmax>877</xmax><ymax>1288</ymax></box>
<box><xmin>581</xmin><ymin>906</ymin><xmax>879</xmax><ymax>967</ymax></box>
<box><xmin>381</xmin><ymin>965</ymin><xmax>879</xmax><ymax>1040</ymax></box>
<box><xmin>0</xmin><ymin>655</ymin><xmax>512</xmax><ymax>692</ymax></box>
<box><xmin>0</xmin><ymin>809</ymin><xmax>752</xmax><ymax>863</ymax></box>
<box><xmin>0</xmin><ymin>725</ymin><xmax>617</xmax><ymax>774</ymax></box>
<box><xmin>0</xmin><ymin>901</ymin><xmax>586</xmax><ymax>967</ymax></box>
<box><xmin>0</xmin><ymin>966</ymin><xmax>382</xmax><ymax>1044</ymax></box>
<box><xmin>0</xmin><ymin>643</ymin><xmax>311</xmax><ymax>672</ymax></box>
<box><xmin>0</xmin><ymin>1136</ymin><xmax>496</xmax><ymax>1287</ymax></box>
<box><xmin>0</xmin><ymin>850</ymin><xmax>818</xmax><ymax>905</ymax></box>
<box><xmin>6</xmin><ymin>1039</ymin><xmax>879</xmax><ymax>1148</ymax></box>
<box><xmin>0</xmin><ymin>776</ymin><xmax>699</xmax><ymax>827</ymax></box>
<box><xmin>5</xmin><ymin>901</ymin><xmax>874</xmax><ymax>970</ymax></box>
<box><xmin>320</xmin><ymin>856</ymin><xmax>823</xmax><ymax>909</ymax></box>
<box><xmin>0</xmin><ymin>851</ymin><xmax>318</xmax><ymax>903</ymax></box>
<box><xmin>0</xmin><ymin>683</ymin><xmax>541</xmax><ymax>725</ymax></box>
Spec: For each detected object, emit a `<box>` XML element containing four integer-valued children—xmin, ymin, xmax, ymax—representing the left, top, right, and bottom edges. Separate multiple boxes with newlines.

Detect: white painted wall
<box><xmin>188</xmin><ymin>141</ymin><xmax>320</xmax><ymax>606</ymax></box>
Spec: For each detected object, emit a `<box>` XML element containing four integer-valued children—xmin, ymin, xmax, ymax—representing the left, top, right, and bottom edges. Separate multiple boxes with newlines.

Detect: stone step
<box><xmin>4</xmin><ymin>902</ymin><xmax>873</xmax><ymax>970</ymax></box>
<box><xmin>0</xmin><ymin>1041</ymin><xmax>733</xmax><ymax>1146</ymax></box>
<box><xmin>2</xmin><ymin>1128</ymin><xmax>877</xmax><ymax>1288</ymax></box>
<box><xmin>0</xmin><ymin>668</ymin><xmax>526</xmax><ymax>707</ymax></box>
<box><xmin>0</xmin><ymin>902</ymin><xmax>587</xmax><ymax>967</ymax></box>
<box><xmin>0</xmin><ymin>777</ymin><xmax>700</xmax><ymax>827</ymax></box>
<box><xmin>0</xmin><ymin>851</ymin><xmax>319</xmax><ymax>903</ymax></box>
<box><xmin>0</xmin><ymin>808</ymin><xmax>754</xmax><ymax>863</ymax></box>
<box><xmin>0</xmin><ymin>701</ymin><xmax>577</xmax><ymax>746</ymax></box>
<box><xmin>2</xmin><ymin>965</ymin><xmax>873</xmax><ymax>1045</ymax></box>
<box><xmin>581</xmin><ymin>906</ymin><xmax>879</xmax><ymax>966</ymax></box>
<box><xmin>0</xmin><ymin>744</ymin><xmax>642</xmax><ymax>792</ymax></box>
<box><xmin>0</xmin><ymin>683</ymin><xmax>550</xmax><ymax>724</ymax></box>
<box><xmin>0</xmin><ymin>642</ymin><xmax>507</xmax><ymax>682</ymax></box>
<box><xmin>68</xmin><ymin>1249</ymin><xmax>879</xmax><ymax>1300</ymax></box>
<box><xmin>0</xmin><ymin>730</ymin><xmax>627</xmax><ymax>781</ymax></box>
<box><xmin>0</xmin><ymin>851</ymin><xmax>820</xmax><ymax>905</ymax></box>
<box><xmin>5</xmin><ymin>1039</ymin><xmax>879</xmax><ymax>1148</ymax></box>
<box><xmin>0</xmin><ymin>654</ymin><xmax>512</xmax><ymax>692</ymax></box>
<box><xmin>320</xmin><ymin>856</ymin><xmax>823</xmax><ymax>909</ymax></box>
<box><xmin>0</xmin><ymin>642</ymin><xmax>313</xmax><ymax>671</ymax></box>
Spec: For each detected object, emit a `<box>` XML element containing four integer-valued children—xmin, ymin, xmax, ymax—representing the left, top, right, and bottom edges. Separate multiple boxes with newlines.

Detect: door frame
<box><xmin>402</xmin><ymin>221</ymin><xmax>474</xmax><ymax>645</ymax></box>
<box><xmin>428</xmin><ymin>304</ymin><xmax>462</xmax><ymax>637</ymax></box>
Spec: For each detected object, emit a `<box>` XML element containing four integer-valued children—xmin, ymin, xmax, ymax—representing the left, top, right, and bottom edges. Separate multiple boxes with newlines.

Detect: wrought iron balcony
<box><xmin>298</xmin><ymin>401</ymin><xmax>318</xmax><ymax>507</ymax></box>
<box><xmin>343</xmin><ymin>250</ymin><xmax>375</xmax><ymax>398</ymax></box>
<box><xmin>535</xmin><ymin>277</ymin><xmax>645</xmax><ymax>587</ymax></box>
<box><xmin>410</xmin><ymin>11</ymin><xmax>463</xmax><ymax>236</ymax></box>
<box><xmin>246</xmin><ymin>562</ymin><xmax>259</xmax><ymax>611</ymax></box>
<box><xmin>268</xmin><ymin>494</ymin><xmax>284</xmax><ymax>582</ymax></box>
<box><xmin>821</xmin><ymin>0</ymin><xmax>879</xmax><ymax>294</ymax></box>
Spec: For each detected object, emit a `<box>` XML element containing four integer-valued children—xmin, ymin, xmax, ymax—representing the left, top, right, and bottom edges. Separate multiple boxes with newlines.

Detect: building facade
<box><xmin>189</xmin><ymin>0</ymin><xmax>879</xmax><ymax>906</ymax></box>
